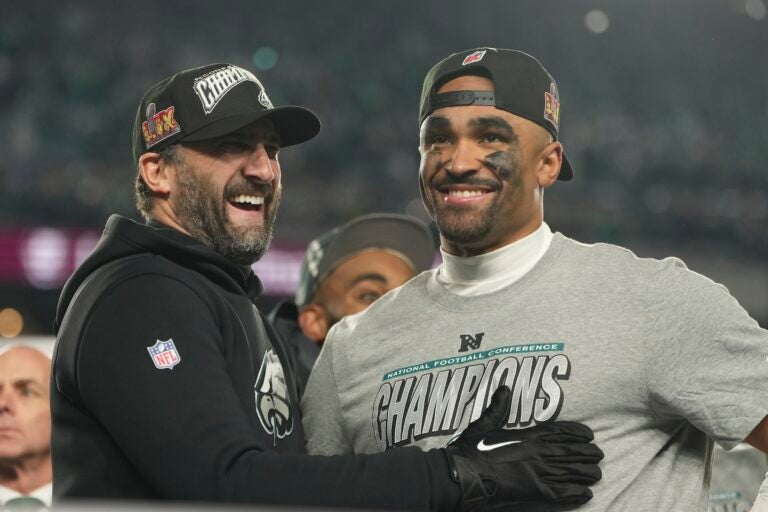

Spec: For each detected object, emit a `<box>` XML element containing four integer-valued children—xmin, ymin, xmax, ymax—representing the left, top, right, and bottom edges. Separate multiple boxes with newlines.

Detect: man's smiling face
<box><xmin>419</xmin><ymin>75</ymin><xmax>559</xmax><ymax>256</ymax></box>
<box><xmin>168</xmin><ymin>118</ymin><xmax>283</xmax><ymax>265</ymax></box>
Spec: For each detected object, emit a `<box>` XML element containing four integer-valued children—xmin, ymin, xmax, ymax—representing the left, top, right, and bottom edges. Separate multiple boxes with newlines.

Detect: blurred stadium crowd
<box><xmin>1</xmin><ymin>0</ymin><xmax>767</xmax><ymax>332</ymax></box>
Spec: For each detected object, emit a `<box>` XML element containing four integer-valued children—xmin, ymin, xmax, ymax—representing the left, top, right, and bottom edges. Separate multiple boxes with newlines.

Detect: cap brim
<box><xmin>180</xmin><ymin>105</ymin><xmax>321</xmax><ymax>147</ymax></box>
<box><xmin>558</xmin><ymin>153</ymin><xmax>574</xmax><ymax>181</ymax></box>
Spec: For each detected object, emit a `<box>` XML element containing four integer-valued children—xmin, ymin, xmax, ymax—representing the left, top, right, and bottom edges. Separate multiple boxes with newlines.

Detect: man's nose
<box><xmin>445</xmin><ymin>139</ymin><xmax>483</xmax><ymax>176</ymax></box>
<box><xmin>242</xmin><ymin>144</ymin><xmax>275</xmax><ymax>182</ymax></box>
<box><xmin>0</xmin><ymin>392</ymin><xmax>14</xmax><ymax>414</ymax></box>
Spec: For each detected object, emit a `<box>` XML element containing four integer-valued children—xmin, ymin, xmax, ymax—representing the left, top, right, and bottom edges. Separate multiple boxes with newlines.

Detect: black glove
<box><xmin>443</xmin><ymin>386</ymin><xmax>603</xmax><ymax>511</ymax></box>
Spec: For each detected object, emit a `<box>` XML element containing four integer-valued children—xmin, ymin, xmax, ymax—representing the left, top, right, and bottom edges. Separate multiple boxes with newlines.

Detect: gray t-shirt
<box><xmin>302</xmin><ymin>233</ymin><xmax>768</xmax><ymax>512</ymax></box>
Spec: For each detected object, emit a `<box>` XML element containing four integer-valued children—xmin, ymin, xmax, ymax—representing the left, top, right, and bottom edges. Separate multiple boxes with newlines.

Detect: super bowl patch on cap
<box><xmin>142</xmin><ymin>103</ymin><xmax>181</xmax><ymax>149</ymax></box>
<box><xmin>543</xmin><ymin>83</ymin><xmax>560</xmax><ymax>129</ymax></box>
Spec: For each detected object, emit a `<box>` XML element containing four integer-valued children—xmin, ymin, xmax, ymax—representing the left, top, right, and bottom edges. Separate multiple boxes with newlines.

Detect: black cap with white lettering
<box><xmin>419</xmin><ymin>48</ymin><xmax>573</xmax><ymax>180</ymax></box>
<box><xmin>132</xmin><ymin>63</ymin><xmax>321</xmax><ymax>164</ymax></box>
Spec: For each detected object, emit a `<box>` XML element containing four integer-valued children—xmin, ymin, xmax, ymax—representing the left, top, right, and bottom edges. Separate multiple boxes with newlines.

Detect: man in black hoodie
<box><xmin>51</xmin><ymin>63</ymin><xmax>603</xmax><ymax>510</ymax></box>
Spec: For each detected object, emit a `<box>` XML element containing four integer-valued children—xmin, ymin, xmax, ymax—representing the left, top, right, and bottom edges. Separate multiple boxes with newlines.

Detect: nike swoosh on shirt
<box><xmin>477</xmin><ymin>439</ymin><xmax>523</xmax><ymax>451</ymax></box>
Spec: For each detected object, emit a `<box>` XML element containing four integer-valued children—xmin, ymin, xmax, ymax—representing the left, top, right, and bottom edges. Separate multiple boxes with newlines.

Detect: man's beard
<box><xmin>430</xmin><ymin>197</ymin><xmax>500</xmax><ymax>245</ymax></box>
<box><xmin>174</xmin><ymin>160</ymin><xmax>280</xmax><ymax>266</ymax></box>
<box><xmin>423</xmin><ymin>176</ymin><xmax>501</xmax><ymax>246</ymax></box>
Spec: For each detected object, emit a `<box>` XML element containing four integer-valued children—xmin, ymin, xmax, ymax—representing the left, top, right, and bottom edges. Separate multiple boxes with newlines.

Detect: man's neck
<box><xmin>436</xmin><ymin>222</ymin><xmax>553</xmax><ymax>297</ymax></box>
<box><xmin>0</xmin><ymin>455</ymin><xmax>52</xmax><ymax>495</ymax></box>
<box><xmin>149</xmin><ymin>206</ymin><xmax>195</xmax><ymax>238</ymax></box>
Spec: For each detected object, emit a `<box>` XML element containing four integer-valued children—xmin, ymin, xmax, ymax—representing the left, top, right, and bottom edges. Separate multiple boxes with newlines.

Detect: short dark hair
<box><xmin>134</xmin><ymin>145</ymin><xmax>183</xmax><ymax>221</ymax></box>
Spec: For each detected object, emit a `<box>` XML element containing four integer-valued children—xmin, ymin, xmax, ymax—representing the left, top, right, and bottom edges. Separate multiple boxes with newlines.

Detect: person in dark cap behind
<box><xmin>50</xmin><ymin>62</ymin><xmax>604</xmax><ymax>510</ymax></box>
<box><xmin>301</xmin><ymin>47</ymin><xmax>768</xmax><ymax>512</ymax></box>
<box><xmin>270</xmin><ymin>213</ymin><xmax>436</xmax><ymax>393</ymax></box>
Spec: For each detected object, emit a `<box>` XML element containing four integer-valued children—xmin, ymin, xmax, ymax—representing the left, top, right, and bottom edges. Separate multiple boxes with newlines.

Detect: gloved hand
<box><xmin>444</xmin><ymin>386</ymin><xmax>603</xmax><ymax>511</ymax></box>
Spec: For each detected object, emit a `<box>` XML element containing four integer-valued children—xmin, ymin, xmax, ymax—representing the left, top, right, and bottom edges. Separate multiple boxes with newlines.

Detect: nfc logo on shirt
<box><xmin>459</xmin><ymin>332</ymin><xmax>484</xmax><ymax>352</ymax></box>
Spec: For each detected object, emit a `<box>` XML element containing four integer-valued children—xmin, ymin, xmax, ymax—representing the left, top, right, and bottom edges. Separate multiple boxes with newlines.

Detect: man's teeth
<box><xmin>231</xmin><ymin>195</ymin><xmax>264</xmax><ymax>206</ymax></box>
<box><xmin>448</xmin><ymin>190</ymin><xmax>485</xmax><ymax>198</ymax></box>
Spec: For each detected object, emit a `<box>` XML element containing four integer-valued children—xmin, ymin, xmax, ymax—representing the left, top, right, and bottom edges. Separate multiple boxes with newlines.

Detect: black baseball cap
<box><xmin>419</xmin><ymin>48</ymin><xmax>573</xmax><ymax>180</ymax></box>
<box><xmin>294</xmin><ymin>214</ymin><xmax>436</xmax><ymax>307</ymax></box>
<box><xmin>132</xmin><ymin>63</ymin><xmax>321</xmax><ymax>164</ymax></box>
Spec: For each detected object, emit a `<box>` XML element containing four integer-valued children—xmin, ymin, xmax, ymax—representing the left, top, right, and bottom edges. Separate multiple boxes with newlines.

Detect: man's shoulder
<box><xmin>554</xmin><ymin>233</ymin><xmax>730</xmax><ymax>300</ymax></box>
<box><xmin>556</xmin><ymin>233</ymin><xmax>689</xmax><ymax>277</ymax></box>
<box><xmin>82</xmin><ymin>252</ymin><xmax>214</xmax><ymax>299</ymax></box>
<box><xmin>59</xmin><ymin>253</ymin><xmax>222</xmax><ymax>337</ymax></box>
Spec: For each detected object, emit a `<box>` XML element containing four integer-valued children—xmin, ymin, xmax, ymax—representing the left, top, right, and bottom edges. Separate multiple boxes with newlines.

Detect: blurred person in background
<box><xmin>269</xmin><ymin>213</ymin><xmax>435</xmax><ymax>393</ymax></box>
<box><xmin>0</xmin><ymin>346</ymin><xmax>52</xmax><ymax>510</ymax></box>
<box><xmin>50</xmin><ymin>62</ymin><xmax>603</xmax><ymax>510</ymax></box>
<box><xmin>301</xmin><ymin>47</ymin><xmax>768</xmax><ymax>512</ymax></box>
<box><xmin>709</xmin><ymin>444</ymin><xmax>768</xmax><ymax>512</ymax></box>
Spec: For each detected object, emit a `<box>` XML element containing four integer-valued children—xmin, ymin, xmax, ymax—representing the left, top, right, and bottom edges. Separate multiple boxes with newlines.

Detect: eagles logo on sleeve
<box><xmin>254</xmin><ymin>349</ymin><xmax>294</xmax><ymax>442</ymax></box>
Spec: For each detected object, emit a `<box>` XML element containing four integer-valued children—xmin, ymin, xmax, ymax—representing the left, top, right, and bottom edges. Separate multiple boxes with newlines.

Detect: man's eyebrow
<box><xmin>350</xmin><ymin>273</ymin><xmax>388</xmax><ymax>287</ymax></box>
<box><xmin>469</xmin><ymin>116</ymin><xmax>517</xmax><ymax>136</ymax></box>
<box><xmin>13</xmin><ymin>378</ymin><xmax>40</xmax><ymax>388</ymax></box>
<box><xmin>422</xmin><ymin>116</ymin><xmax>452</xmax><ymax>132</ymax></box>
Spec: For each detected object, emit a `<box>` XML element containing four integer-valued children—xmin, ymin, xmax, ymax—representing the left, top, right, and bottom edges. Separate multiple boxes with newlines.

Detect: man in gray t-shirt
<box><xmin>301</xmin><ymin>48</ymin><xmax>768</xmax><ymax>512</ymax></box>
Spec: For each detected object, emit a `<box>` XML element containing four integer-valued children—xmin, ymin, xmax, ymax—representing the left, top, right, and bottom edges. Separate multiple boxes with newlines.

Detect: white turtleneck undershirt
<box><xmin>436</xmin><ymin>222</ymin><xmax>553</xmax><ymax>296</ymax></box>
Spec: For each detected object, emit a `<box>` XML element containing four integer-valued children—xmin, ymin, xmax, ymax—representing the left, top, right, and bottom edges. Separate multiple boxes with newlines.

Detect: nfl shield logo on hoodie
<box><xmin>147</xmin><ymin>339</ymin><xmax>181</xmax><ymax>370</ymax></box>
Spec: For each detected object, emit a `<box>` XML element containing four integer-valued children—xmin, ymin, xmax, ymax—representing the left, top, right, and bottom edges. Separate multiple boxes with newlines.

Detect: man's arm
<box><xmin>303</xmin><ymin>325</ymin><xmax>604</xmax><ymax>509</ymax></box>
<box><xmin>69</xmin><ymin>274</ymin><xmax>437</xmax><ymax>508</ymax></box>
<box><xmin>644</xmin><ymin>262</ymin><xmax>768</xmax><ymax>451</ymax></box>
<box><xmin>63</xmin><ymin>274</ymin><xmax>602</xmax><ymax>510</ymax></box>
<box><xmin>746</xmin><ymin>416</ymin><xmax>768</xmax><ymax>453</ymax></box>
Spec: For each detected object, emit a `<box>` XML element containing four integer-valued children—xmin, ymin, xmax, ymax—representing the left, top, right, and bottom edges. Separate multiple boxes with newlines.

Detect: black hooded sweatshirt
<box><xmin>51</xmin><ymin>215</ymin><xmax>455</xmax><ymax>508</ymax></box>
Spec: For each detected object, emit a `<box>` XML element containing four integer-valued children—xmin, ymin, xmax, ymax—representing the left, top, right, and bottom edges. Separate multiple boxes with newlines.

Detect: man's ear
<box><xmin>537</xmin><ymin>141</ymin><xmax>563</xmax><ymax>189</ymax></box>
<box><xmin>138</xmin><ymin>152</ymin><xmax>173</xmax><ymax>195</ymax></box>
<box><xmin>298</xmin><ymin>304</ymin><xmax>330</xmax><ymax>344</ymax></box>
